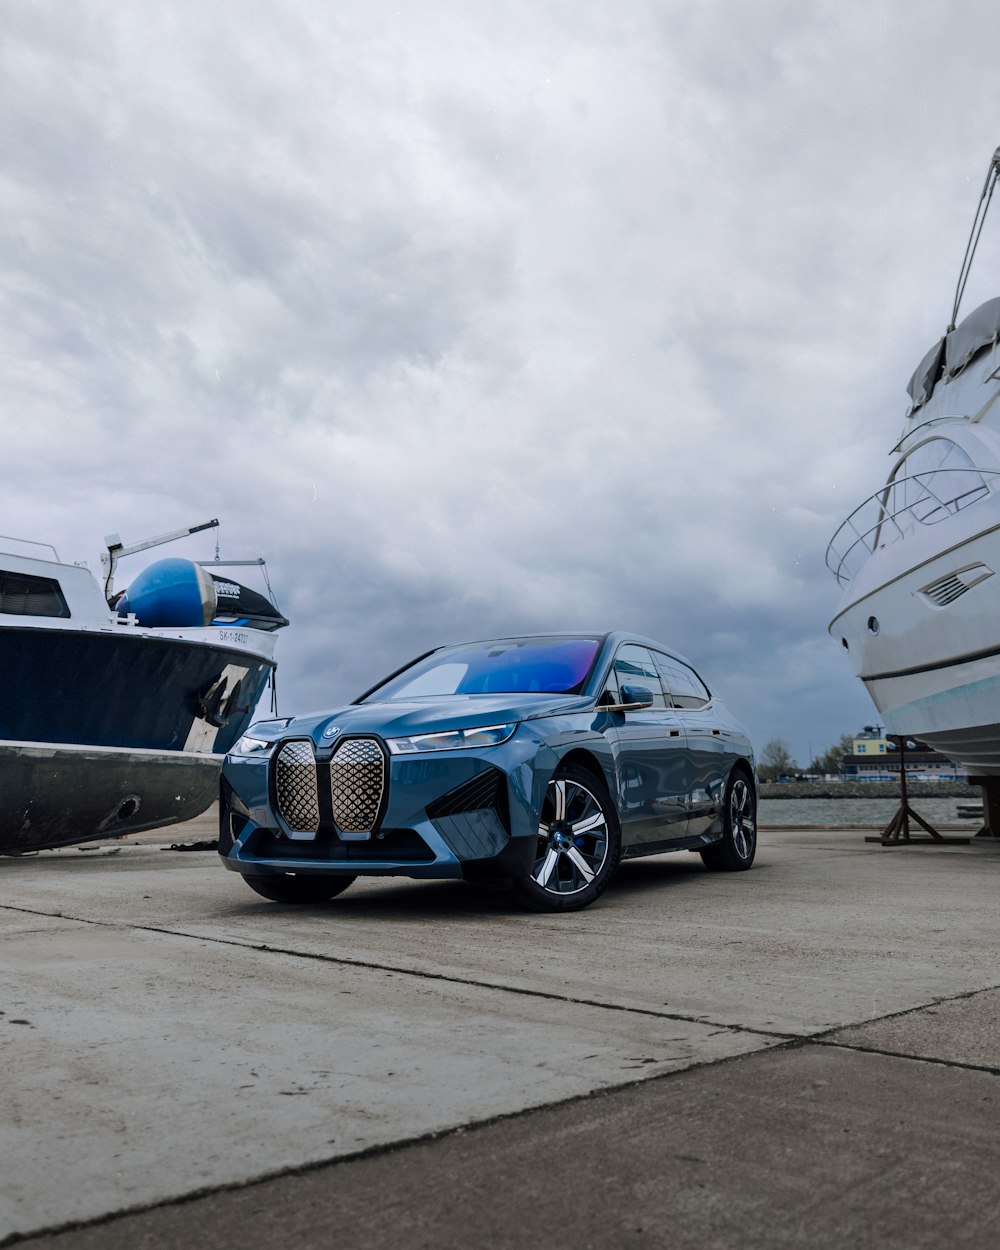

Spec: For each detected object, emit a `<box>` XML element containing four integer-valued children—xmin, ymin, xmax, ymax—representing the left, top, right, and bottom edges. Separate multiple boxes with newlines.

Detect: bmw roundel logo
<box><xmin>322</xmin><ymin>725</ymin><xmax>340</xmax><ymax>738</ymax></box>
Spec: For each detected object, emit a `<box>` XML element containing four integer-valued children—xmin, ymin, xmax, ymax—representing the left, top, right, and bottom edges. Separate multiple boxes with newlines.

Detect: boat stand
<box><xmin>964</xmin><ymin>776</ymin><xmax>1000</xmax><ymax>838</ymax></box>
<box><xmin>865</xmin><ymin>736</ymin><xmax>970</xmax><ymax>846</ymax></box>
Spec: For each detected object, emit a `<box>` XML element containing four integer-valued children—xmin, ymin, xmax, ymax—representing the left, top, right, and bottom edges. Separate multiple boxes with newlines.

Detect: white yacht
<box><xmin>0</xmin><ymin>520</ymin><xmax>287</xmax><ymax>854</ymax></box>
<box><xmin>827</xmin><ymin>147</ymin><xmax>1000</xmax><ymax>800</ymax></box>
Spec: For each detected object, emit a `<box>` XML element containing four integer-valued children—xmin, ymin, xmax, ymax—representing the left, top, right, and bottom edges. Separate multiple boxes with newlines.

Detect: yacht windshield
<box><xmin>362</xmin><ymin>637</ymin><xmax>602</xmax><ymax>701</ymax></box>
<box><xmin>827</xmin><ymin>438</ymin><xmax>992</xmax><ymax>583</ymax></box>
<box><xmin>884</xmin><ymin>439</ymin><xmax>987</xmax><ymax>530</ymax></box>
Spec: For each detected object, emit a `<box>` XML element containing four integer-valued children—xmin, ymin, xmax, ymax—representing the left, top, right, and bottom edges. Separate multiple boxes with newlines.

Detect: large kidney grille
<box><xmin>274</xmin><ymin>739</ymin><xmax>321</xmax><ymax>834</ymax></box>
<box><xmin>328</xmin><ymin>737</ymin><xmax>385</xmax><ymax>833</ymax></box>
<box><xmin>274</xmin><ymin>736</ymin><xmax>386</xmax><ymax>836</ymax></box>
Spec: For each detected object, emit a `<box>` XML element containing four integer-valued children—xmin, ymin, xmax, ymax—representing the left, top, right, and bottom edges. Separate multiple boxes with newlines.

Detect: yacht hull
<box><xmin>831</xmin><ymin>516</ymin><xmax>1000</xmax><ymax>776</ymax></box>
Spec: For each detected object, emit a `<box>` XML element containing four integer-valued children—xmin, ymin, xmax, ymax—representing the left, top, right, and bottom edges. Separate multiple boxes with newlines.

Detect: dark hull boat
<box><xmin>0</xmin><ymin>521</ymin><xmax>287</xmax><ymax>854</ymax></box>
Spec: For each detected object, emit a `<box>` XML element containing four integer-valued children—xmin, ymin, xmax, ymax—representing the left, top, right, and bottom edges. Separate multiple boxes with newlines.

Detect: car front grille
<box><xmin>328</xmin><ymin>737</ymin><xmax>386</xmax><ymax>834</ymax></box>
<box><xmin>274</xmin><ymin>739</ymin><xmax>321</xmax><ymax>834</ymax></box>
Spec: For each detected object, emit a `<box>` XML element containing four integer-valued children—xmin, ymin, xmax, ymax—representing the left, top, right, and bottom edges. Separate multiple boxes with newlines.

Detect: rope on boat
<box><xmin>949</xmin><ymin>146</ymin><xmax>1000</xmax><ymax>331</ymax></box>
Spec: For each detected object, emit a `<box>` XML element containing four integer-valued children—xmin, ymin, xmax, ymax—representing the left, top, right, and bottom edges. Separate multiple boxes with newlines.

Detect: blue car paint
<box><xmin>218</xmin><ymin>632</ymin><xmax>755</xmax><ymax>885</ymax></box>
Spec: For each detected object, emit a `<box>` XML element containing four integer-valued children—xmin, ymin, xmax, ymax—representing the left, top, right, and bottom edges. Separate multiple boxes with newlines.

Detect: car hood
<box><xmin>282</xmin><ymin>693</ymin><xmax>594</xmax><ymax>744</ymax></box>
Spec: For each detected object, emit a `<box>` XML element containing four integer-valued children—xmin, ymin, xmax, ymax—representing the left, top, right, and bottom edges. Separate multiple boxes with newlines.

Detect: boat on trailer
<box><xmin>0</xmin><ymin>519</ymin><xmax>287</xmax><ymax>854</ymax></box>
<box><xmin>827</xmin><ymin>145</ymin><xmax>1000</xmax><ymax>829</ymax></box>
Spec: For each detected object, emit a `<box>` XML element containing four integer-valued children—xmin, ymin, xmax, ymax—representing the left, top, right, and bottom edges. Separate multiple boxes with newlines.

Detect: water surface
<box><xmin>758</xmin><ymin>795</ymin><xmax>979</xmax><ymax>829</ymax></box>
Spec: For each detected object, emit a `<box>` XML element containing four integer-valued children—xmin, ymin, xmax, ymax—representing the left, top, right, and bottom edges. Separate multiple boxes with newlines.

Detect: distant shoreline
<box><xmin>758</xmin><ymin>780</ymin><xmax>980</xmax><ymax>800</ymax></box>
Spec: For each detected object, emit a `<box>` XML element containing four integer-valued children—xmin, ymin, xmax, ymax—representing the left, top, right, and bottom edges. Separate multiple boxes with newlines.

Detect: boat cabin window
<box><xmin>0</xmin><ymin>569</ymin><xmax>71</xmax><ymax>618</ymax></box>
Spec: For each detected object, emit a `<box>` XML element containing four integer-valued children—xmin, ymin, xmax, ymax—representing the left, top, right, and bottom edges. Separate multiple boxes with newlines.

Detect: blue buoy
<box><xmin>117</xmin><ymin>559</ymin><xmax>218</xmax><ymax>627</ymax></box>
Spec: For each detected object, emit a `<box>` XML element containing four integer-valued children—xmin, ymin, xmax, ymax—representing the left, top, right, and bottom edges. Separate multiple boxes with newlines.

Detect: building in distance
<box><xmin>841</xmin><ymin>726</ymin><xmax>963</xmax><ymax>782</ymax></box>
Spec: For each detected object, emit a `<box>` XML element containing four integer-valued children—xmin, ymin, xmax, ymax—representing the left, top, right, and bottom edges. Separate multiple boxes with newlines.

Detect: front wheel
<box><xmin>242</xmin><ymin>873</ymin><xmax>357</xmax><ymax>903</ymax></box>
<box><xmin>700</xmin><ymin>770</ymin><xmax>757</xmax><ymax>871</ymax></box>
<box><xmin>512</xmin><ymin>763</ymin><xmax>621</xmax><ymax>912</ymax></box>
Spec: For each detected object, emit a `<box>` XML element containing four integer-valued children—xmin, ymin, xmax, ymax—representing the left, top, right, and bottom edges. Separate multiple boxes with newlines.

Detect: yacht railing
<box><xmin>0</xmin><ymin>535</ymin><xmax>61</xmax><ymax>562</ymax></box>
<box><xmin>825</xmin><ymin>468</ymin><xmax>999</xmax><ymax>585</ymax></box>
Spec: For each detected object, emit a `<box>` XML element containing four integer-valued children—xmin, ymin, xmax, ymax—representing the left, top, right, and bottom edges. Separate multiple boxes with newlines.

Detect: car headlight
<box><xmin>230</xmin><ymin>718</ymin><xmax>293</xmax><ymax>757</ymax></box>
<box><xmin>230</xmin><ymin>735</ymin><xmax>276</xmax><ymax>757</ymax></box>
<box><xmin>386</xmin><ymin>723</ymin><xmax>517</xmax><ymax>755</ymax></box>
<box><xmin>230</xmin><ymin>734</ymin><xmax>285</xmax><ymax>757</ymax></box>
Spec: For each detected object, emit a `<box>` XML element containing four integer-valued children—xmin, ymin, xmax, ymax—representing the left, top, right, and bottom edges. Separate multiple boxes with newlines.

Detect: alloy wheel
<box><xmin>532</xmin><ymin>775</ymin><xmax>611</xmax><ymax>896</ymax></box>
<box><xmin>729</xmin><ymin>776</ymin><xmax>756</xmax><ymax>860</ymax></box>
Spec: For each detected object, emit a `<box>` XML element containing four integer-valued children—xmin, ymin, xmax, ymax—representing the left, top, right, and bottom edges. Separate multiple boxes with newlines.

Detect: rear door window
<box><xmin>654</xmin><ymin>655</ymin><xmax>711</xmax><ymax>709</ymax></box>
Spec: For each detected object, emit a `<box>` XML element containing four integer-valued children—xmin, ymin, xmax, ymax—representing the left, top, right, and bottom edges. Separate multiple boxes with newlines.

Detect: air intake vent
<box><xmin>920</xmin><ymin>563</ymin><xmax>993</xmax><ymax>607</ymax></box>
<box><xmin>328</xmin><ymin>738</ymin><xmax>386</xmax><ymax>835</ymax></box>
<box><xmin>426</xmin><ymin>767</ymin><xmax>509</xmax><ymax>825</ymax></box>
<box><xmin>274</xmin><ymin>740</ymin><xmax>320</xmax><ymax>835</ymax></box>
<box><xmin>427</xmin><ymin>767</ymin><xmax>510</xmax><ymax>860</ymax></box>
<box><xmin>926</xmin><ymin>575</ymin><xmax>969</xmax><ymax>605</ymax></box>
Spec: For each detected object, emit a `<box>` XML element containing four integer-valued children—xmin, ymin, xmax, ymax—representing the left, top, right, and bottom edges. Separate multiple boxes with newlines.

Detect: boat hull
<box><xmin>0</xmin><ymin>743</ymin><xmax>220</xmax><ymax>853</ymax></box>
<box><xmin>0</xmin><ymin>626</ymin><xmax>275</xmax><ymax>853</ymax></box>
<box><xmin>831</xmin><ymin>516</ymin><xmax>1000</xmax><ymax>776</ymax></box>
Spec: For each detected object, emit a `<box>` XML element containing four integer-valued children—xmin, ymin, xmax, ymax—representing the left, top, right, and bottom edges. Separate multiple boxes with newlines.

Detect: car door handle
<box><xmin>667</xmin><ymin>729</ymin><xmax>681</xmax><ymax>737</ymax></box>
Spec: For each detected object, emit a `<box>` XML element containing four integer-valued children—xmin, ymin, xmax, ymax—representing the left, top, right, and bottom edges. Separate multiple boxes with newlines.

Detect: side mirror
<box><xmin>599</xmin><ymin>684</ymin><xmax>655</xmax><ymax>712</ymax></box>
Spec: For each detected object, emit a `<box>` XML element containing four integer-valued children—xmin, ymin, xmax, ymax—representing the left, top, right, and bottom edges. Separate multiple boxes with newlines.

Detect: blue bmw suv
<box><xmin>219</xmin><ymin>633</ymin><xmax>757</xmax><ymax>911</ymax></box>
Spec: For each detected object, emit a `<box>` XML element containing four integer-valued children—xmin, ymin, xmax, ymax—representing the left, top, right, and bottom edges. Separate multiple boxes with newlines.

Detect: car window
<box><xmin>654</xmin><ymin>654</ymin><xmax>711</xmax><ymax>709</ymax></box>
<box><xmin>612</xmin><ymin>645</ymin><xmax>669</xmax><ymax>708</ymax></box>
<box><xmin>387</xmin><ymin>663</ymin><xmax>470</xmax><ymax>699</ymax></box>
<box><xmin>363</xmin><ymin>637</ymin><xmax>602</xmax><ymax>701</ymax></box>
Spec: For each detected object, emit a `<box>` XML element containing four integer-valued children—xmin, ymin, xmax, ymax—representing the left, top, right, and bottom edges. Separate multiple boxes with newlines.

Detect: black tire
<box><xmin>242</xmin><ymin>873</ymin><xmax>357</xmax><ymax>903</ymax></box>
<box><xmin>700</xmin><ymin>769</ymin><xmax>757</xmax><ymax>871</ymax></box>
<box><xmin>512</xmin><ymin>762</ymin><xmax>621</xmax><ymax>912</ymax></box>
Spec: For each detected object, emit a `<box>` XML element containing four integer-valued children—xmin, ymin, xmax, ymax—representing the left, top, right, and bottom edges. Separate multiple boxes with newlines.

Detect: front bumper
<box><xmin>219</xmin><ymin>732</ymin><xmax>542</xmax><ymax>881</ymax></box>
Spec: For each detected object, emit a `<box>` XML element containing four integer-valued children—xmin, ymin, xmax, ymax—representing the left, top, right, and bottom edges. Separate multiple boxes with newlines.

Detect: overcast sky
<box><xmin>4</xmin><ymin>0</ymin><xmax>1000</xmax><ymax>766</ymax></box>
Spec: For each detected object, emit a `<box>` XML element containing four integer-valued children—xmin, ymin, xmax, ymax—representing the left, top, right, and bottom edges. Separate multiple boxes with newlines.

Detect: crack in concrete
<box><xmin>2</xmin><ymin>902</ymin><xmax>792</xmax><ymax>1041</ymax></box>
<box><xmin>6</xmin><ymin>1029</ymin><xmax>994</xmax><ymax>1250</ymax></box>
<box><xmin>0</xmin><ymin>1040</ymin><xmax>801</xmax><ymax>1250</ymax></box>
<box><xmin>811</xmin><ymin>1037</ymin><xmax>1000</xmax><ymax>1076</ymax></box>
<box><xmin>7</xmin><ymin>904</ymin><xmax>1000</xmax><ymax>1057</ymax></box>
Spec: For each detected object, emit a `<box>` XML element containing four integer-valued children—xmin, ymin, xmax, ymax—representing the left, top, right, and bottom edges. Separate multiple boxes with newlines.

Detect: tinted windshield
<box><xmin>362</xmin><ymin>637</ymin><xmax>602</xmax><ymax>702</ymax></box>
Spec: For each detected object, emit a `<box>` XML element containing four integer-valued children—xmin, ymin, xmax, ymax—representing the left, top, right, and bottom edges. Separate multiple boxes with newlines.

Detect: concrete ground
<box><xmin>2</xmin><ymin>816</ymin><xmax>998</xmax><ymax>1248</ymax></box>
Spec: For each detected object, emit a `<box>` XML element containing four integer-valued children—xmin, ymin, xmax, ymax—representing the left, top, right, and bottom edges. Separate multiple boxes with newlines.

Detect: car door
<box><xmin>605</xmin><ymin>644</ymin><xmax>690</xmax><ymax>846</ymax></box>
<box><xmin>654</xmin><ymin>654</ymin><xmax>729</xmax><ymax>836</ymax></box>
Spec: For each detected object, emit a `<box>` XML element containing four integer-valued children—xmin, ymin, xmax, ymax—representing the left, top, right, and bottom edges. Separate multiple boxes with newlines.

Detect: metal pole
<box><xmin>898</xmin><ymin>735</ymin><xmax>910</xmax><ymax>839</ymax></box>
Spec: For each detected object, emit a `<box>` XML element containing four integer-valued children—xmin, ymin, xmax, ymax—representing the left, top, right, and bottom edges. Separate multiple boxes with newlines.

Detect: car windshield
<box><xmin>362</xmin><ymin>637</ymin><xmax>602</xmax><ymax>701</ymax></box>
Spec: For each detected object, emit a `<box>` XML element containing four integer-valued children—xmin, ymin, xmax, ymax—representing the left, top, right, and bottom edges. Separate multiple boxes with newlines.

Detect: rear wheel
<box><xmin>242</xmin><ymin>873</ymin><xmax>357</xmax><ymax>903</ymax></box>
<box><xmin>512</xmin><ymin>763</ymin><xmax>621</xmax><ymax>912</ymax></box>
<box><xmin>701</xmin><ymin>770</ymin><xmax>756</xmax><ymax>871</ymax></box>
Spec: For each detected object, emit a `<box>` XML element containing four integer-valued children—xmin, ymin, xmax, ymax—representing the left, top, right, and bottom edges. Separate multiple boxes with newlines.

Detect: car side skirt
<box><xmin>621</xmin><ymin>831</ymin><xmax>723</xmax><ymax>858</ymax></box>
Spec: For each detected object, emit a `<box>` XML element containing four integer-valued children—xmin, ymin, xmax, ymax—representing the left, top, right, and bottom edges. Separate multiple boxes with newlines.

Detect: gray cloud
<box><xmin>4</xmin><ymin>0</ymin><xmax>1000</xmax><ymax>765</ymax></box>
